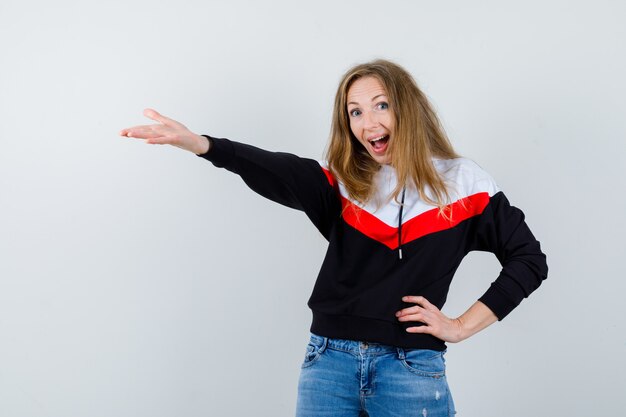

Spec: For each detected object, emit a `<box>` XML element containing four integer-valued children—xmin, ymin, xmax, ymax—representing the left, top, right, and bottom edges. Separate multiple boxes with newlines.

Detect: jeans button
<box><xmin>361</xmin><ymin>342</ymin><xmax>368</xmax><ymax>349</ymax></box>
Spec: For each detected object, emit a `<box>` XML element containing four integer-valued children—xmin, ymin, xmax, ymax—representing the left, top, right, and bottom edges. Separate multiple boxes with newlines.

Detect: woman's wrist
<box><xmin>455</xmin><ymin>301</ymin><xmax>498</xmax><ymax>341</ymax></box>
<box><xmin>194</xmin><ymin>134</ymin><xmax>211</xmax><ymax>155</ymax></box>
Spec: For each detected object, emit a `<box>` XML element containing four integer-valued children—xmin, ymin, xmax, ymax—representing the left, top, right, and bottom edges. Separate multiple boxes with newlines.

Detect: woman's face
<box><xmin>346</xmin><ymin>76</ymin><xmax>395</xmax><ymax>165</ymax></box>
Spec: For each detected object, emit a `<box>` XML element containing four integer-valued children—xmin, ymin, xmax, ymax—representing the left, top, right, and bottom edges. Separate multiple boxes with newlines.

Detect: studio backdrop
<box><xmin>1</xmin><ymin>1</ymin><xmax>624</xmax><ymax>416</ymax></box>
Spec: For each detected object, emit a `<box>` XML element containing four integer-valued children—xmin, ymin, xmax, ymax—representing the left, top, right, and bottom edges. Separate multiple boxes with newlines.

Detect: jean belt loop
<box><xmin>319</xmin><ymin>336</ymin><xmax>328</xmax><ymax>354</ymax></box>
<box><xmin>396</xmin><ymin>347</ymin><xmax>405</xmax><ymax>360</ymax></box>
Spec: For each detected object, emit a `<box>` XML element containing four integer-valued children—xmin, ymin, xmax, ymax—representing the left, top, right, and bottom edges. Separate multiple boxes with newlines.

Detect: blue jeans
<box><xmin>296</xmin><ymin>333</ymin><xmax>456</xmax><ymax>417</ymax></box>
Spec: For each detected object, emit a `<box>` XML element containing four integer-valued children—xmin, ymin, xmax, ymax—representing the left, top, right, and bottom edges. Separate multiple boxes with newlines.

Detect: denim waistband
<box><xmin>310</xmin><ymin>333</ymin><xmax>405</xmax><ymax>356</ymax></box>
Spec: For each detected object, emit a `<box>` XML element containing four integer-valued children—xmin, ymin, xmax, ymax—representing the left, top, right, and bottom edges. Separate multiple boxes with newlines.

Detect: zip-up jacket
<box><xmin>198</xmin><ymin>136</ymin><xmax>548</xmax><ymax>350</ymax></box>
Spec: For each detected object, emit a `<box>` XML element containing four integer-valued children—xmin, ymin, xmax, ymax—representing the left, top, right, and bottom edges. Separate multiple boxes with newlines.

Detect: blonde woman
<box><xmin>121</xmin><ymin>60</ymin><xmax>548</xmax><ymax>417</ymax></box>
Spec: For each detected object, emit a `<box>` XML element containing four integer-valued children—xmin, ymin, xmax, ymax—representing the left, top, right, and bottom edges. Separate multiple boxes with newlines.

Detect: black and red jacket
<box><xmin>199</xmin><ymin>136</ymin><xmax>548</xmax><ymax>350</ymax></box>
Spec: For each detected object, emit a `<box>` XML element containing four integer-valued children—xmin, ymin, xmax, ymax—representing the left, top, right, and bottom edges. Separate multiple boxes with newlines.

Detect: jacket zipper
<box><xmin>398</xmin><ymin>187</ymin><xmax>406</xmax><ymax>260</ymax></box>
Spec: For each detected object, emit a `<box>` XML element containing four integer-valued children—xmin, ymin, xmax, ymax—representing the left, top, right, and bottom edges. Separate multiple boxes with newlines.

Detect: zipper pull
<box><xmin>399</xmin><ymin>248</ymin><xmax>403</xmax><ymax>260</ymax></box>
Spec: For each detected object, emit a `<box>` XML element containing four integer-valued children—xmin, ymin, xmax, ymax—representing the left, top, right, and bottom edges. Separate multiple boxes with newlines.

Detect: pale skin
<box><xmin>120</xmin><ymin>105</ymin><xmax>498</xmax><ymax>344</ymax></box>
<box><xmin>120</xmin><ymin>108</ymin><xmax>211</xmax><ymax>155</ymax></box>
<box><xmin>346</xmin><ymin>76</ymin><xmax>394</xmax><ymax>165</ymax></box>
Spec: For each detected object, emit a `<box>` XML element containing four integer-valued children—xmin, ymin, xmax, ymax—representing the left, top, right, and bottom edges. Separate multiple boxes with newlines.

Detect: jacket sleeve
<box><xmin>467</xmin><ymin>175</ymin><xmax>548</xmax><ymax>320</ymax></box>
<box><xmin>196</xmin><ymin>136</ymin><xmax>340</xmax><ymax>239</ymax></box>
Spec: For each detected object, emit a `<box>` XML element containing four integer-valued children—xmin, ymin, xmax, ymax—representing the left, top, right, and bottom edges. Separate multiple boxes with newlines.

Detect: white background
<box><xmin>1</xmin><ymin>1</ymin><xmax>625</xmax><ymax>416</ymax></box>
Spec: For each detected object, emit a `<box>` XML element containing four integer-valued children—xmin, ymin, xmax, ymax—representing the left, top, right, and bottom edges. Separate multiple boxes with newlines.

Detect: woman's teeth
<box><xmin>369</xmin><ymin>135</ymin><xmax>388</xmax><ymax>144</ymax></box>
<box><xmin>369</xmin><ymin>135</ymin><xmax>389</xmax><ymax>150</ymax></box>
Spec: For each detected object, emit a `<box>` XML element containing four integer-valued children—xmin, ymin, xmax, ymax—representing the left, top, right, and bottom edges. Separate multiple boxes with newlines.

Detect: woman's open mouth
<box><xmin>368</xmin><ymin>135</ymin><xmax>390</xmax><ymax>154</ymax></box>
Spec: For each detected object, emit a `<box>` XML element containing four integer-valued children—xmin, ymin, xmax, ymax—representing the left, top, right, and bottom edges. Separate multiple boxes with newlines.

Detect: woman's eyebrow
<box><xmin>347</xmin><ymin>94</ymin><xmax>388</xmax><ymax>106</ymax></box>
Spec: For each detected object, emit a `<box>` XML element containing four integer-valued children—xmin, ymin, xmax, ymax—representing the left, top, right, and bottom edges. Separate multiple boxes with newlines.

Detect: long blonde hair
<box><xmin>326</xmin><ymin>59</ymin><xmax>459</xmax><ymax>209</ymax></box>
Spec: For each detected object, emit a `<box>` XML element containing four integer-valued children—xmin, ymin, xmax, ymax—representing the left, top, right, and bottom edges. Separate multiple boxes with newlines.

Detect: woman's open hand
<box><xmin>396</xmin><ymin>296</ymin><xmax>464</xmax><ymax>343</ymax></box>
<box><xmin>120</xmin><ymin>109</ymin><xmax>210</xmax><ymax>155</ymax></box>
<box><xmin>396</xmin><ymin>296</ymin><xmax>498</xmax><ymax>343</ymax></box>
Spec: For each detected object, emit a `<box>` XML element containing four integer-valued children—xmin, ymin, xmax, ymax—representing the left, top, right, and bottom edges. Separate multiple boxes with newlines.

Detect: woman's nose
<box><xmin>363</xmin><ymin>110</ymin><xmax>379</xmax><ymax>129</ymax></box>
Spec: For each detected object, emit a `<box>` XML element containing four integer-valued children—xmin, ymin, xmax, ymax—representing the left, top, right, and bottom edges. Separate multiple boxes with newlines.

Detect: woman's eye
<box><xmin>376</xmin><ymin>102</ymin><xmax>389</xmax><ymax>110</ymax></box>
<box><xmin>349</xmin><ymin>109</ymin><xmax>361</xmax><ymax>117</ymax></box>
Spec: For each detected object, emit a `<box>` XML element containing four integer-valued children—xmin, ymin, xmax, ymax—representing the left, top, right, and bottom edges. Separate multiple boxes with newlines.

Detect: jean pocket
<box><xmin>399</xmin><ymin>348</ymin><xmax>446</xmax><ymax>378</ymax></box>
<box><xmin>301</xmin><ymin>333</ymin><xmax>326</xmax><ymax>368</ymax></box>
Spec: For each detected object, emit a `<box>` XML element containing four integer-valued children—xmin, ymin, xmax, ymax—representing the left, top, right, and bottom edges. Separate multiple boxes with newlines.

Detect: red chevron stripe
<box><xmin>321</xmin><ymin>167</ymin><xmax>336</xmax><ymax>187</ymax></box>
<box><xmin>320</xmin><ymin>167</ymin><xmax>490</xmax><ymax>248</ymax></box>
<box><xmin>341</xmin><ymin>193</ymin><xmax>490</xmax><ymax>249</ymax></box>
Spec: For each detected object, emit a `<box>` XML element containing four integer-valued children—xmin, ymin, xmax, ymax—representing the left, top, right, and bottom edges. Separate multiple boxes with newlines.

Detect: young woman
<box><xmin>121</xmin><ymin>59</ymin><xmax>548</xmax><ymax>417</ymax></box>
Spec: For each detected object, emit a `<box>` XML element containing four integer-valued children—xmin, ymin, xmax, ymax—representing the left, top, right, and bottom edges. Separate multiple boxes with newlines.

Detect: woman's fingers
<box><xmin>405</xmin><ymin>325</ymin><xmax>431</xmax><ymax>334</ymax></box>
<box><xmin>396</xmin><ymin>308</ymin><xmax>430</xmax><ymax>325</ymax></box>
<box><xmin>143</xmin><ymin>108</ymin><xmax>184</xmax><ymax>128</ymax></box>
<box><xmin>402</xmin><ymin>295</ymin><xmax>435</xmax><ymax>310</ymax></box>
<box><xmin>395</xmin><ymin>296</ymin><xmax>437</xmax><ymax>320</ymax></box>
<box><xmin>146</xmin><ymin>135</ymin><xmax>183</xmax><ymax>146</ymax></box>
<box><xmin>121</xmin><ymin>125</ymin><xmax>166</xmax><ymax>139</ymax></box>
<box><xmin>120</xmin><ymin>109</ymin><xmax>207</xmax><ymax>154</ymax></box>
<box><xmin>398</xmin><ymin>313</ymin><xmax>427</xmax><ymax>325</ymax></box>
<box><xmin>396</xmin><ymin>295</ymin><xmax>464</xmax><ymax>342</ymax></box>
<box><xmin>395</xmin><ymin>305</ymin><xmax>423</xmax><ymax>318</ymax></box>
<box><xmin>120</xmin><ymin>109</ymin><xmax>183</xmax><ymax>138</ymax></box>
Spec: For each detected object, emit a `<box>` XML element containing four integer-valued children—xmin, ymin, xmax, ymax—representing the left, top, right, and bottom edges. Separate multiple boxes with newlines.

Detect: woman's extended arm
<box><xmin>120</xmin><ymin>109</ymin><xmax>341</xmax><ymax>239</ymax></box>
<box><xmin>120</xmin><ymin>108</ymin><xmax>210</xmax><ymax>155</ymax></box>
<box><xmin>395</xmin><ymin>297</ymin><xmax>498</xmax><ymax>343</ymax></box>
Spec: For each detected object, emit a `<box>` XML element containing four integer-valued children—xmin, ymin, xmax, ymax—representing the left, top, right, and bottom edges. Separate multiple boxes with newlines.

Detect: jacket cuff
<box><xmin>478</xmin><ymin>286</ymin><xmax>518</xmax><ymax>321</ymax></box>
<box><xmin>196</xmin><ymin>136</ymin><xmax>235</xmax><ymax>168</ymax></box>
